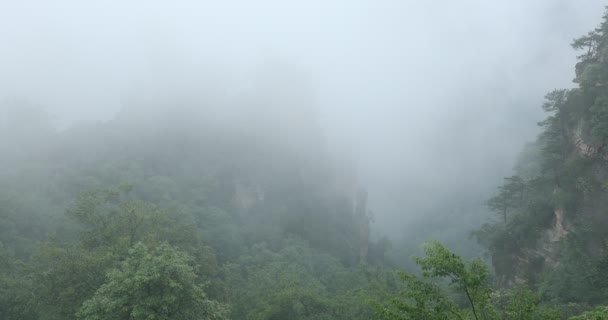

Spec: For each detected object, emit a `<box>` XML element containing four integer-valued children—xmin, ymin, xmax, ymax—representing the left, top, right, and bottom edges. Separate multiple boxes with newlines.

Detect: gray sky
<box><xmin>0</xmin><ymin>0</ymin><xmax>603</xmax><ymax>234</ymax></box>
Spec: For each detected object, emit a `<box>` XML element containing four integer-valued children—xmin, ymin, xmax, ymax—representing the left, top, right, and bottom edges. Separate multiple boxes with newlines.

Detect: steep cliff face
<box><xmin>478</xmin><ymin>10</ymin><xmax>608</xmax><ymax>302</ymax></box>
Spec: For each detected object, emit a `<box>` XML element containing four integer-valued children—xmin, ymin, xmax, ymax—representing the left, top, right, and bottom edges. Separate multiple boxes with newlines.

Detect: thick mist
<box><xmin>0</xmin><ymin>0</ymin><xmax>602</xmax><ymax>240</ymax></box>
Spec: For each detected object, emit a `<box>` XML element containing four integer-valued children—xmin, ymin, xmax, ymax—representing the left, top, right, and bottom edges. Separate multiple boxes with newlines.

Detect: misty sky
<box><xmin>0</xmin><ymin>0</ymin><xmax>603</xmax><ymax>235</ymax></box>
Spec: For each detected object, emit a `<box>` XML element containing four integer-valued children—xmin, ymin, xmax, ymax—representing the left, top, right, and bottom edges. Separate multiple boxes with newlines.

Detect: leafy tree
<box><xmin>77</xmin><ymin>243</ymin><xmax>228</xmax><ymax>320</ymax></box>
<box><xmin>486</xmin><ymin>176</ymin><xmax>526</xmax><ymax>223</ymax></box>
<box><xmin>375</xmin><ymin>241</ymin><xmax>497</xmax><ymax>320</ymax></box>
<box><xmin>223</xmin><ymin>238</ymin><xmax>391</xmax><ymax>320</ymax></box>
<box><xmin>375</xmin><ymin>241</ymin><xmax>564</xmax><ymax>320</ymax></box>
<box><xmin>35</xmin><ymin>245</ymin><xmax>115</xmax><ymax>320</ymax></box>
<box><xmin>0</xmin><ymin>242</ymin><xmax>37</xmax><ymax>320</ymax></box>
<box><xmin>568</xmin><ymin>306</ymin><xmax>608</xmax><ymax>320</ymax></box>
<box><xmin>66</xmin><ymin>186</ymin><xmax>217</xmax><ymax>274</ymax></box>
<box><xmin>34</xmin><ymin>187</ymin><xmax>220</xmax><ymax>319</ymax></box>
<box><xmin>478</xmin><ymin>8</ymin><xmax>608</xmax><ymax>296</ymax></box>
<box><xmin>590</xmin><ymin>97</ymin><xmax>608</xmax><ymax>144</ymax></box>
<box><xmin>491</xmin><ymin>283</ymin><xmax>561</xmax><ymax>320</ymax></box>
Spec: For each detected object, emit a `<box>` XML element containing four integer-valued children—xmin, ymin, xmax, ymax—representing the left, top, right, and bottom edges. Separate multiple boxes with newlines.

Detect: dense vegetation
<box><xmin>476</xmin><ymin>7</ymin><xmax>608</xmax><ymax>311</ymax></box>
<box><xmin>3</xmin><ymin>8</ymin><xmax>608</xmax><ymax>320</ymax></box>
<box><xmin>0</xmin><ymin>79</ymin><xmax>395</xmax><ymax>319</ymax></box>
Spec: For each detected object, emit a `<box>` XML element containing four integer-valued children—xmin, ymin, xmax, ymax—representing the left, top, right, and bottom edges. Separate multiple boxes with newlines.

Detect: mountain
<box><xmin>477</xmin><ymin>8</ymin><xmax>608</xmax><ymax>306</ymax></box>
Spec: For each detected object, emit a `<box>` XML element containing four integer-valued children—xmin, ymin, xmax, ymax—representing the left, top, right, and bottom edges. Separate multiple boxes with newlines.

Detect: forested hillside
<box><xmin>3</xmin><ymin>4</ymin><xmax>608</xmax><ymax>320</ymax></box>
<box><xmin>476</xmin><ymin>7</ymin><xmax>608</xmax><ymax>311</ymax></box>
<box><xmin>0</xmin><ymin>75</ymin><xmax>398</xmax><ymax>319</ymax></box>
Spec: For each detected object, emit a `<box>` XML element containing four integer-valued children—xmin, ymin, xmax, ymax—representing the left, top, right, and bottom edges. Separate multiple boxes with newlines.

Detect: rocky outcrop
<box><xmin>574</xmin><ymin>120</ymin><xmax>598</xmax><ymax>156</ymax></box>
<box><xmin>548</xmin><ymin>207</ymin><xmax>569</xmax><ymax>242</ymax></box>
<box><xmin>574</xmin><ymin>138</ymin><xmax>601</xmax><ymax>156</ymax></box>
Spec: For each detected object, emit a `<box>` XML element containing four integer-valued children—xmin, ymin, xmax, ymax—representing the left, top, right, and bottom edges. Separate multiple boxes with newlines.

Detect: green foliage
<box><xmin>478</xmin><ymin>7</ymin><xmax>608</xmax><ymax>305</ymax></box>
<box><xmin>35</xmin><ymin>245</ymin><xmax>115</xmax><ymax>319</ymax></box>
<box><xmin>0</xmin><ymin>95</ymin><xmax>389</xmax><ymax>319</ymax></box>
<box><xmin>223</xmin><ymin>238</ymin><xmax>393</xmax><ymax>320</ymax></box>
<box><xmin>486</xmin><ymin>176</ymin><xmax>526</xmax><ymax>223</ymax></box>
<box><xmin>8</xmin><ymin>9</ymin><xmax>608</xmax><ymax>317</ymax></box>
<box><xmin>66</xmin><ymin>187</ymin><xmax>218</xmax><ymax>274</ymax></box>
<box><xmin>77</xmin><ymin>243</ymin><xmax>228</xmax><ymax>320</ymax></box>
<box><xmin>539</xmin><ymin>226</ymin><xmax>608</xmax><ymax>304</ymax></box>
<box><xmin>491</xmin><ymin>283</ymin><xmax>561</xmax><ymax>320</ymax></box>
<box><xmin>572</xmin><ymin>30</ymin><xmax>601</xmax><ymax>59</ymax></box>
<box><xmin>0</xmin><ymin>243</ymin><xmax>38</xmax><ymax>320</ymax></box>
<box><xmin>414</xmin><ymin>241</ymin><xmax>494</xmax><ymax>318</ymax></box>
<box><xmin>376</xmin><ymin>241</ymin><xmax>498</xmax><ymax>320</ymax></box>
<box><xmin>568</xmin><ymin>306</ymin><xmax>608</xmax><ymax>320</ymax></box>
<box><xmin>590</xmin><ymin>97</ymin><xmax>608</xmax><ymax>143</ymax></box>
<box><xmin>375</xmin><ymin>241</ymin><xmax>566</xmax><ymax>320</ymax></box>
<box><xmin>376</xmin><ymin>271</ymin><xmax>465</xmax><ymax>320</ymax></box>
<box><xmin>31</xmin><ymin>187</ymin><xmax>220</xmax><ymax>319</ymax></box>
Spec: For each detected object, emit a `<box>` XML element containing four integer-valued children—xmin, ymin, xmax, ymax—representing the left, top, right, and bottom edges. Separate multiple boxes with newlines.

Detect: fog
<box><xmin>0</xmin><ymin>0</ymin><xmax>602</xmax><ymax>237</ymax></box>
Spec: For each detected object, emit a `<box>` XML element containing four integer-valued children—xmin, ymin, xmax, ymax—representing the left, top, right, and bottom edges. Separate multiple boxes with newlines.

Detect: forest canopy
<box><xmin>2</xmin><ymin>2</ymin><xmax>608</xmax><ymax>320</ymax></box>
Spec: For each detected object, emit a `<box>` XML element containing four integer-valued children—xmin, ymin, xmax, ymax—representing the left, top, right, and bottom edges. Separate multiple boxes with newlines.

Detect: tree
<box><xmin>222</xmin><ymin>238</ymin><xmax>390</xmax><ymax>320</ymax></box>
<box><xmin>35</xmin><ymin>245</ymin><xmax>115</xmax><ymax>320</ymax></box>
<box><xmin>590</xmin><ymin>96</ymin><xmax>608</xmax><ymax>144</ymax></box>
<box><xmin>0</xmin><ymin>242</ymin><xmax>37</xmax><ymax>320</ymax></box>
<box><xmin>375</xmin><ymin>241</ymin><xmax>496</xmax><ymax>320</ymax></box>
<box><xmin>66</xmin><ymin>186</ymin><xmax>217</xmax><ymax>275</ymax></box>
<box><xmin>77</xmin><ymin>243</ymin><xmax>228</xmax><ymax>320</ymax></box>
<box><xmin>375</xmin><ymin>241</ymin><xmax>562</xmax><ymax>320</ymax></box>
<box><xmin>35</xmin><ymin>187</ymin><xmax>220</xmax><ymax>319</ymax></box>
<box><xmin>487</xmin><ymin>176</ymin><xmax>526</xmax><ymax>223</ymax></box>
<box><xmin>569</xmin><ymin>306</ymin><xmax>608</xmax><ymax>320</ymax></box>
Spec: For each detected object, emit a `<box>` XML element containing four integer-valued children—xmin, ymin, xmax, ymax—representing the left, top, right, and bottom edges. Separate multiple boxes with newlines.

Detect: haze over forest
<box><xmin>2</xmin><ymin>1</ymin><xmax>608</xmax><ymax>319</ymax></box>
<box><xmin>1</xmin><ymin>0</ymin><xmax>600</xmax><ymax>233</ymax></box>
